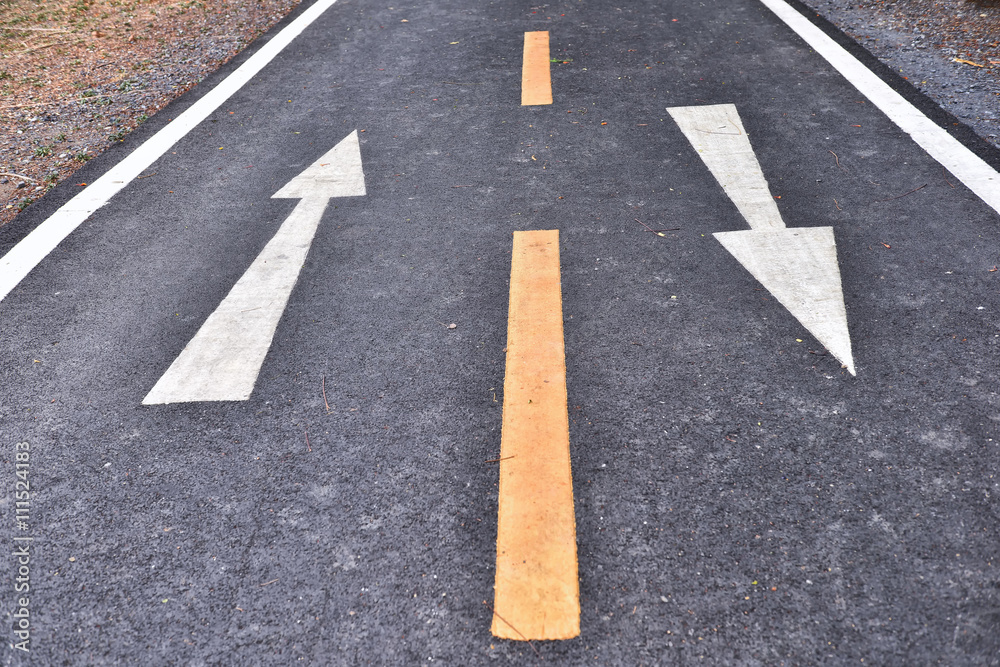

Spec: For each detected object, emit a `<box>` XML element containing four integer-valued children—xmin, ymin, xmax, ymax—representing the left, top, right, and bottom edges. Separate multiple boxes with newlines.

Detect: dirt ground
<box><xmin>0</xmin><ymin>0</ymin><xmax>302</xmax><ymax>227</ymax></box>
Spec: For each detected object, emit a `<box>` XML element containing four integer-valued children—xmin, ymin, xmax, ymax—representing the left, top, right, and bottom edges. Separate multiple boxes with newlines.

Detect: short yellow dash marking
<box><xmin>521</xmin><ymin>31</ymin><xmax>553</xmax><ymax>105</ymax></box>
<box><xmin>493</xmin><ymin>229</ymin><xmax>579</xmax><ymax>640</ymax></box>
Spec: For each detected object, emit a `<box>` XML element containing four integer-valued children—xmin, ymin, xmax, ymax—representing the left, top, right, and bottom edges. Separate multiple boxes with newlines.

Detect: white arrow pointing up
<box><xmin>667</xmin><ymin>104</ymin><xmax>855</xmax><ymax>375</ymax></box>
<box><xmin>143</xmin><ymin>130</ymin><xmax>365</xmax><ymax>404</ymax></box>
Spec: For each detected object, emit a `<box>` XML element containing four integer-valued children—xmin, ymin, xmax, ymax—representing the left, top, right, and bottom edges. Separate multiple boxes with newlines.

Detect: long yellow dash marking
<box><xmin>493</xmin><ymin>229</ymin><xmax>579</xmax><ymax>640</ymax></box>
<box><xmin>521</xmin><ymin>31</ymin><xmax>553</xmax><ymax>105</ymax></box>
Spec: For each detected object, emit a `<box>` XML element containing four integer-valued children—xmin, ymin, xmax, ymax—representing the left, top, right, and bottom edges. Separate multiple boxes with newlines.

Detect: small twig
<box><xmin>0</xmin><ymin>100</ymin><xmax>53</xmax><ymax>110</ymax></box>
<box><xmin>322</xmin><ymin>375</ymin><xmax>331</xmax><ymax>412</ymax></box>
<box><xmin>260</xmin><ymin>579</ymin><xmax>279</xmax><ymax>587</ymax></box>
<box><xmin>695</xmin><ymin>128</ymin><xmax>741</xmax><ymax>136</ymax></box>
<box><xmin>942</xmin><ymin>167</ymin><xmax>955</xmax><ymax>189</ymax></box>
<box><xmin>881</xmin><ymin>184</ymin><xmax>927</xmax><ymax>202</ymax></box>
<box><xmin>833</xmin><ymin>198</ymin><xmax>841</xmax><ymax>211</ymax></box>
<box><xmin>452</xmin><ymin>184</ymin><xmax>474</xmax><ymax>188</ymax></box>
<box><xmin>21</xmin><ymin>41</ymin><xmax>68</xmax><ymax>54</ymax></box>
<box><xmin>305</xmin><ymin>428</ymin><xmax>311</xmax><ymax>453</ymax></box>
<box><xmin>442</xmin><ymin>81</ymin><xmax>483</xmax><ymax>85</ymax></box>
<box><xmin>829</xmin><ymin>150</ymin><xmax>846</xmax><ymax>172</ymax></box>
<box><xmin>694</xmin><ymin>118</ymin><xmax>742</xmax><ymax>136</ymax></box>
<box><xmin>1</xmin><ymin>26</ymin><xmax>73</xmax><ymax>32</ymax></box>
<box><xmin>484</xmin><ymin>455</ymin><xmax>516</xmax><ymax>463</ymax></box>
<box><xmin>136</xmin><ymin>172</ymin><xmax>157</xmax><ymax>180</ymax></box>
<box><xmin>634</xmin><ymin>218</ymin><xmax>669</xmax><ymax>237</ymax></box>
<box><xmin>0</xmin><ymin>93</ymin><xmax>112</xmax><ymax>110</ymax></box>
<box><xmin>485</xmin><ymin>602</ymin><xmax>541</xmax><ymax>657</ymax></box>
<box><xmin>0</xmin><ymin>172</ymin><xmax>38</xmax><ymax>183</ymax></box>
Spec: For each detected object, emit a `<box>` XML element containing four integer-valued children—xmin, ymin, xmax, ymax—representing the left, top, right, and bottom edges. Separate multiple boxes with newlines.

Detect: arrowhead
<box><xmin>714</xmin><ymin>226</ymin><xmax>856</xmax><ymax>375</ymax></box>
<box><xmin>272</xmin><ymin>130</ymin><xmax>366</xmax><ymax>199</ymax></box>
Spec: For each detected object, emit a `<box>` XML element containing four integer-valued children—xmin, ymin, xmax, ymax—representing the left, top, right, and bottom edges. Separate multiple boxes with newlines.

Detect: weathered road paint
<box><xmin>521</xmin><ymin>31</ymin><xmax>553</xmax><ymax>106</ymax></box>
<box><xmin>668</xmin><ymin>104</ymin><xmax>855</xmax><ymax>375</ymax></box>
<box><xmin>143</xmin><ymin>131</ymin><xmax>365</xmax><ymax>404</ymax></box>
<box><xmin>493</xmin><ymin>229</ymin><xmax>579</xmax><ymax>641</ymax></box>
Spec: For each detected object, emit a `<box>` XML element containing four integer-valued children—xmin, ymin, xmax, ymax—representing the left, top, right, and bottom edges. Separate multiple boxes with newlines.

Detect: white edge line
<box><xmin>758</xmin><ymin>0</ymin><xmax>1000</xmax><ymax>215</ymax></box>
<box><xmin>0</xmin><ymin>0</ymin><xmax>339</xmax><ymax>305</ymax></box>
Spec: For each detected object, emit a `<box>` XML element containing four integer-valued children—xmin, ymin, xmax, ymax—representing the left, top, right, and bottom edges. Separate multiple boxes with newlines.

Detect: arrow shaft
<box><xmin>143</xmin><ymin>197</ymin><xmax>329</xmax><ymax>404</ymax></box>
<box><xmin>667</xmin><ymin>104</ymin><xmax>785</xmax><ymax>231</ymax></box>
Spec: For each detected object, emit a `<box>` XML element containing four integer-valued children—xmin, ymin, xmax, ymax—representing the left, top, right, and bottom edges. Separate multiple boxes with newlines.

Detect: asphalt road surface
<box><xmin>2</xmin><ymin>0</ymin><xmax>998</xmax><ymax>664</ymax></box>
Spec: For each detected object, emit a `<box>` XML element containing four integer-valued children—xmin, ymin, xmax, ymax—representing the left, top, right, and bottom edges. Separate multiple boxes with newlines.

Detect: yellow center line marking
<box><xmin>521</xmin><ymin>31</ymin><xmax>553</xmax><ymax>105</ymax></box>
<box><xmin>492</xmin><ymin>229</ymin><xmax>579</xmax><ymax>641</ymax></box>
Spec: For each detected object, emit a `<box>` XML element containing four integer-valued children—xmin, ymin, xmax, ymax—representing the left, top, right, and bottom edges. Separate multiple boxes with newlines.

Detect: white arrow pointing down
<box><xmin>667</xmin><ymin>104</ymin><xmax>855</xmax><ymax>375</ymax></box>
<box><xmin>143</xmin><ymin>130</ymin><xmax>365</xmax><ymax>404</ymax></box>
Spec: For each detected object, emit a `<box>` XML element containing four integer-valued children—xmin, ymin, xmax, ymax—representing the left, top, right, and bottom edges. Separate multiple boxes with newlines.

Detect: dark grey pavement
<box><xmin>1</xmin><ymin>0</ymin><xmax>998</xmax><ymax>664</ymax></box>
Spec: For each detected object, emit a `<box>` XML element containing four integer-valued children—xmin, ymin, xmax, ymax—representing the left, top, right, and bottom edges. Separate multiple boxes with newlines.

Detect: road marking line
<box><xmin>0</xmin><ymin>0</ymin><xmax>340</xmax><ymax>306</ymax></box>
<box><xmin>759</xmin><ymin>0</ymin><xmax>1000</xmax><ymax>216</ymax></box>
<box><xmin>667</xmin><ymin>104</ymin><xmax>784</xmax><ymax>230</ymax></box>
<box><xmin>669</xmin><ymin>104</ymin><xmax>855</xmax><ymax>375</ymax></box>
<box><xmin>143</xmin><ymin>131</ymin><xmax>364</xmax><ymax>404</ymax></box>
<box><xmin>493</xmin><ymin>229</ymin><xmax>579</xmax><ymax>641</ymax></box>
<box><xmin>521</xmin><ymin>31</ymin><xmax>553</xmax><ymax>105</ymax></box>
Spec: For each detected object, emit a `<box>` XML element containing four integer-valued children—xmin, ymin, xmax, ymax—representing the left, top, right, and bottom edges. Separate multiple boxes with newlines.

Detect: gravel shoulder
<box><xmin>0</xmin><ymin>0</ymin><xmax>302</xmax><ymax>228</ymax></box>
<box><xmin>796</xmin><ymin>0</ymin><xmax>1000</xmax><ymax>150</ymax></box>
